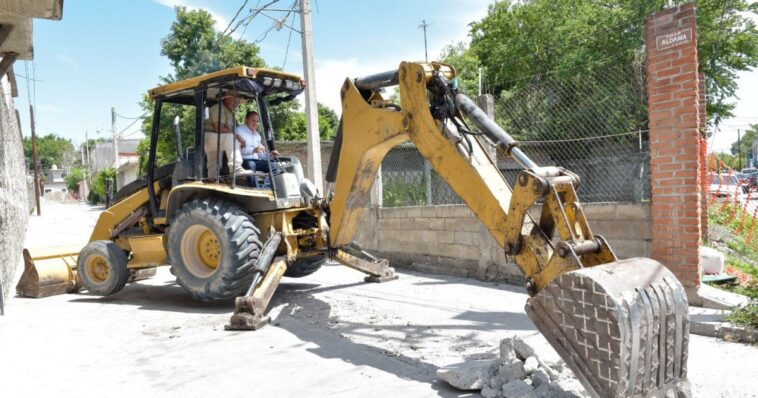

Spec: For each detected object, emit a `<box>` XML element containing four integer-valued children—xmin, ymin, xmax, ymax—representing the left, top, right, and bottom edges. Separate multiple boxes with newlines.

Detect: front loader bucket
<box><xmin>526</xmin><ymin>258</ymin><xmax>690</xmax><ymax>398</ymax></box>
<box><xmin>16</xmin><ymin>246</ymin><xmax>81</xmax><ymax>298</ymax></box>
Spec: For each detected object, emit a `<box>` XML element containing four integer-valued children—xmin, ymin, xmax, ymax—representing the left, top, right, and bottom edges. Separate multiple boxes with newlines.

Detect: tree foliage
<box><xmin>160</xmin><ymin>6</ymin><xmax>264</xmax><ymax>82</ymax></box>
<box><xmin>90</xmin><ymin>167</ymin><xmax>116</xmax><ymax>203</ymax></box>
<box><xmin>64</xmin><ymin>167</ymin><xmax>84</xmax><ymax>193</ymax></box>
<box><xmin>730</xmin><ymin>123</ymin><xmax>757</xmax><ymax>167</ymax></box>
<box><xmin>451</xmin><ymin>0</ymin><xmax>758</xmax><ymax>133</ymax></box>
<box><xmin>23</xmin><ymin>133</ymin><xmax>76</xmax><ymax>170</ymax></box>
<box><xmin>138</xmin><ymin>6</ymin><xmax>338</xmax><ymax>169</ymax></box>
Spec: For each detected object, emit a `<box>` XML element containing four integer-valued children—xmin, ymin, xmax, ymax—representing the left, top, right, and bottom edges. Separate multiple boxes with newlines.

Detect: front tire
<box><xmin>167</xmin><ymin>198</ymin><xmax>262</xmax><ymax>302</ymax></box>
<box><xmin>77</xmin><ymin>240</ymin><xmax>129</xmax><ymax>296</ymax></box>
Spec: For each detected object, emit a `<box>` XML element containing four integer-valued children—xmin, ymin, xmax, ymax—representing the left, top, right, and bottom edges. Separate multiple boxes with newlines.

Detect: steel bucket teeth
<box><xmin>526</xmin><ymin>258</ymin><xmax>691</xmax><ymax>398</ymax></box>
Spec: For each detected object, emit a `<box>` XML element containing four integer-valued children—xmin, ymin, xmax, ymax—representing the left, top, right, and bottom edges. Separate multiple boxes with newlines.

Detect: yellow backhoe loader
<box><xmin>18</xmin><ymin>63</ymin><xmax>690</xmax><ymax>397</ymax></box>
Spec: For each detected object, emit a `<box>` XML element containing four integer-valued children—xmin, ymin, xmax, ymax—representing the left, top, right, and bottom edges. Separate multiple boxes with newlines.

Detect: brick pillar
<box><xmin>698</xmin><ymin>73</ymin><xmax>708</xmax><ymax>241</ymax></box>
<box><xmin>645</xmin><ymin>2</ymin><xmax>701</xmax><ymax>290</ymax></box>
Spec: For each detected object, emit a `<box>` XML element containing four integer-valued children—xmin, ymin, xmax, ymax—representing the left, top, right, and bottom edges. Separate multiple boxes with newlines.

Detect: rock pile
<box><xmin>436</xmin><ymin>336</ymin><xmax>587</xmax><ymax>398</ymax></box>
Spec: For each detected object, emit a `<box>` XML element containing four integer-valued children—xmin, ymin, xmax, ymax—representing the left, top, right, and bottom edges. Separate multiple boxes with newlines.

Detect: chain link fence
<box><xmin>380</xmin><ymin>61</ymin><xmax>650</xmax><ymax>206</ymax></box>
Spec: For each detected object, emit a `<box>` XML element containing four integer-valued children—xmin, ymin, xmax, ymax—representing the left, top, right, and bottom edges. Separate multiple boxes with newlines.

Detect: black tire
<box><xmin>284</xmin><ymin>252</ymin><xmax>326</xmax><ymax>278</ymax></box>
<box><xmin>77</xmin><ymin>240</ymin><xmax>130</xmax><ymax>296</ymax></box>
<box><xmin>167</xmin><ymin>198</ymin><xmax>262</xmax><ymax>302</ymax></box>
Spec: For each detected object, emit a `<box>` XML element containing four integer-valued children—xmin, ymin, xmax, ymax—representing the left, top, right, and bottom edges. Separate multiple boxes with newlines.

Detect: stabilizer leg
<box><xmin>333</xmin><ymin>248</ymin><xmax>398</xmax><ymax>283</ymax></box>
<box><xmin>225</xmin><ymin>255</ymin><xmax>288</xmax><ymax>331</ymax></box>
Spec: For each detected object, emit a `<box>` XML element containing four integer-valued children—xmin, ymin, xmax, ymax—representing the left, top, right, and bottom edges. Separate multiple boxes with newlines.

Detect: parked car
<box><xmin>709</xmin><ymin>174</ymin><xmax>743</xmax><ymax>201</ymax></box>
<box><xmin>741</xmin><ymin>168</ymin><xmax>758</xmax><ymax>188</ymax></box>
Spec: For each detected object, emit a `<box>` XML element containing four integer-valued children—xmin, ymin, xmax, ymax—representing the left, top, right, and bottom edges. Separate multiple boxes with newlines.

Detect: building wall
<box><xmin>0</xmin><ymin>74</ymin><xmax>29</xmax><ymax>304</ymax></box>
<box><xmin>353</xmin><ymin>202</ymin><xmax>652</xmax><ymax>284</ymax></box>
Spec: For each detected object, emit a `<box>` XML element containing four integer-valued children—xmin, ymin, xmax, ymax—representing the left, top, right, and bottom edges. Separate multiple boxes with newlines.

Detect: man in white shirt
<box><xmin>235</xmin><ymin>110</ymin><xmax>279</xmax><ymax>186</ymax></box>
<box><xmin>204</xmin><ymin>94</ymin><xmax>253</xmax><ymax>181</ymax></box>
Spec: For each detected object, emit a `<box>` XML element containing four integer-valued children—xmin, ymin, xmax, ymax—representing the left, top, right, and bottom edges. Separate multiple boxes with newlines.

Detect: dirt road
<box><xmin>1</xmin><ymin>202</ymin><xmax>756</xmax><ymax>397</ymax></box>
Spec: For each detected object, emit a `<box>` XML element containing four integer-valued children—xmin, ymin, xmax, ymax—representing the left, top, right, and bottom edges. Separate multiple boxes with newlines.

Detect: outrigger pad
<box><xmin>225</xmin><ymin>296</ymin><xmax>270</xmax><ymax>331</ymax></box>
<box><xmin>526</xmin><ymin>258</ymin><xmax>691</xmax><ymax>398</ymax></box>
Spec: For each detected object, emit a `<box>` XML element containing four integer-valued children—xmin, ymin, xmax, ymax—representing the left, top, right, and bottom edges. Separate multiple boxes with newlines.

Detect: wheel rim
<box><xmin>85</xmin><ymin>255</ymin><xmax>109</xmax><ymax>283</ymax></box>
<box><xmin>180</xmin><ymin>225</ymin><xmax>221</xmax><ymax>278</ymax></box>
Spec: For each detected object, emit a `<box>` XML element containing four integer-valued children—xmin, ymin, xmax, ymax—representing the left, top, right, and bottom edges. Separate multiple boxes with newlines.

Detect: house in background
<box><xmin>90</xmin><ymin>138</ymin><xmax>141</xmax><ymax>189</ymax></box>
<box><xmin>42</xmin><ymin>164</ymin><xmax>67</xmax><ymax>195</ymax></box>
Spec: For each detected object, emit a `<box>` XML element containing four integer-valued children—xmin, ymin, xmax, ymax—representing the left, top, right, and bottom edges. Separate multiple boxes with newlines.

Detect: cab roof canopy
<box><xmin>148</xmin><ymin>67</ymin><xmax>304</xmax><ymax>106</ymax></box>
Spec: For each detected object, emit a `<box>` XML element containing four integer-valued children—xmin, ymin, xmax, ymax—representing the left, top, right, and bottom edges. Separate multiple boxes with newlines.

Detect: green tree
<box><xmin>269</xmin><ymin>102</ymin><xmax>339</xmax><ymax>141</ymax></box>
<box><xmin>440</xmin><ymin>41</ymin><xmax>481</xmax><ymax>96</ymax></box>
<box><xmin>466</xmin><ymin>0</ymin><xmax>758</xmax><ymax>129</ymax></box>
<box><xmin>160</xmin><ymin>6</ymin><xmax>264</xmax><ymax>82</ymax></box>
<box><xmin>731</xmin><ymin>124</ymin><xmax>757</xmax><ymax>168</ymax></box>
<box><xmin>317</xmin><ymin>103</ymin><xmax>339</xmax><ymax>140</ymax></box>
<box><xmin>90</xmin><ymin>167</ymin><xmax>116</xmax><ymax>203</ymax></box>
<box><xmin>140</xmin><ymin>6</ymin><xmax>307</xmax><ymax>164</ymax></box>
<box><xmin>23</xmin><ymin>133</ymin><xmax>76</xmax><ymax>170</ymax></box>
<box><xmin>64</xmin><ymin>167</ymin><xmax>85</xmax><ymax>193</ymax></box>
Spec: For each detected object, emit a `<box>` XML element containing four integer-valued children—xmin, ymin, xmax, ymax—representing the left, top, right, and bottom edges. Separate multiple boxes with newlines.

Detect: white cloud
<box><xmin>39</xmin><ymin>104</ymin><xmax>65</xmax><ymax>114</ymax></box>
<box><xmin>311</xmin><ymin>57</ymin><xmax>410</xmax><ymax>114</ymax></box>
<box><xmin>56</xmin><ymin>52</ymin><xmax>78</xmax><ymax>68</ymax></box>
<box><xmin>153</xmin><ymin>0</ymin><xmax>229</xmax><ymax>32</ymax></box>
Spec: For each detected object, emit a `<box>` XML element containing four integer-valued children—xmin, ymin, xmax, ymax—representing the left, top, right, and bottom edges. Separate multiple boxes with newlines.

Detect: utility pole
<box><xmin>29</xmin><ymin>104</ymin><xmax>41</xmax><ymax>216</ymax></box>
<box><xmin>478</xmin><ymin>67</ymin><xmax>482</xmax><ymax>96</ymax></box>
<box><xmin>300</xmin><ymin>0</ymin><xmax>323</xmax><ymax>191</ymax></box>
<box><xmin>111</xmin><ymin>107</ymin><xmax>119</xmax><ymax>170</ymax></box>
<box><xmin>738</xmin><ymin>129</ymin><xmax>742</xmax><ymax>171</ymax></box>
<box><xmin>419</xmin><ymin>19</ymin><xmax>430</xmax><ymax>62</ymax></box>
<box><xmin>85</xmin><ymin>129</ymin><xmax>90</xmax><ymax>169</ymax></box>
<box><xmin>81</xmin><ymin>140</ymin><xmax>88</xmax><ymax>201</ymax></box>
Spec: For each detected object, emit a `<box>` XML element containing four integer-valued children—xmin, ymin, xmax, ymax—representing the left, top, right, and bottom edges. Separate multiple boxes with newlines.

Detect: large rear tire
<box><xmin>77</xmin><ymin>240</ymin><xmax>129</xmax><ymax>296</ymax></box>
<box><xmin>167</xmin><ymin>198</ymin><xmax>262</xmax><ymax>302</ymax></box>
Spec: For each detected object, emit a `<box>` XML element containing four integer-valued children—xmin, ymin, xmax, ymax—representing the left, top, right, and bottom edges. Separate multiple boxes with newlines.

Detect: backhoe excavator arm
<box><xmin>327</xmin><ymin>61</ymin><xmax>615</xmax><ymax>294</ymax></box>
<box><xmin>326</xmin><ymin>62</ymin><xmax>691</xmax><ymax>398</ymax></box>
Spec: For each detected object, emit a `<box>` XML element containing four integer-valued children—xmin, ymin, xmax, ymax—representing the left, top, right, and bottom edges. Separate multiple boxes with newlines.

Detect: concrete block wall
<box><xmin>354</xmin><ymin>202</ymin><xmax>652</xmax><ymax>285</ymax></box>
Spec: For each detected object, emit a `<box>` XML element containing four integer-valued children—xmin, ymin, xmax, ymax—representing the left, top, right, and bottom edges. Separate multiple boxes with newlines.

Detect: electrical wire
<box><xmin>281</xmin><ymin>1</ymin><xmax>298</xmax><ymax>68</ymax></box>
<box><xmin>113</xmin><ymin>111</ymin><xmax>147</xmax><ymax>120</ymax></box>
<box><xmin>115</xmin><ymin>111</ymin><xmax>150</xmax><ymax>138</ymax></box>
<box><xmin>220</xmin><ymin>0</ymin><xmax>251</xmax><ymax>38</ymax></box>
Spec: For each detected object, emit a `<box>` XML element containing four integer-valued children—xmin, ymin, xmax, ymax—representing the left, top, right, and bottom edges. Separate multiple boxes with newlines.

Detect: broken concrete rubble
<box><xmin>435</xmin><ymin>359</ymin><xmax>498</xmax><ymax>390</ymax></box>
<box><xmin>437</xmin><ymin>336</ymin><xmax>588</xmax><ymax>397</ymax></box>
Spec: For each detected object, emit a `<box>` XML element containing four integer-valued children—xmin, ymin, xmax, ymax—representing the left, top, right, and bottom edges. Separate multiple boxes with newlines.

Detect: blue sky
<box><xmin>14</xmin><ymin>0</ymin><xmax>757</xmax><ymax>154</ymax></box>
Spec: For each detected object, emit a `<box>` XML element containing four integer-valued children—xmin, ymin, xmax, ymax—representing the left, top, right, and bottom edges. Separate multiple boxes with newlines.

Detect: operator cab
<box><xmin>143</xmin><ymin>67</ymin><xmax>317</xmax><ymax>216</ymax></box>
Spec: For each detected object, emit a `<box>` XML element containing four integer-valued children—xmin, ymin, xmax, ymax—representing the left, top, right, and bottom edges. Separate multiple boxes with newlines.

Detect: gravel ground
<box><xmin>1</xmin><ymin>202</ymin><xmax>756</xmax><ymax>397</ymax></box>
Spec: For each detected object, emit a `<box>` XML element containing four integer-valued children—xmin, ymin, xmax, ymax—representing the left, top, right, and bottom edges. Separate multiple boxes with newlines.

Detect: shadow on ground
<box><xmin>265</xmin><ymin>281</ymin><xmax>531</xmax><ymax>397</ymax></box>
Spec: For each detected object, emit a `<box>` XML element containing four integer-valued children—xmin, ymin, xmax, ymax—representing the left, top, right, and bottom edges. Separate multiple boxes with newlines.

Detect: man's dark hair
<box><xmin>245</xmin><ymin>110</ymin><xmax>259</xmax><ymax>120</ymax></box>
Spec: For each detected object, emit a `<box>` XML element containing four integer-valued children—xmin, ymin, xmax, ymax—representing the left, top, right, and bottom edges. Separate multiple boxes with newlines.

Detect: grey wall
<box><xmin>353</xmin><ymin>202</ymin><xmax>652</xmax><ymax>285</ymax></box>
<box><xmin>0</xmin><ymin>76</ymin><xmax>29</xmax><ymax>305</ymax></box>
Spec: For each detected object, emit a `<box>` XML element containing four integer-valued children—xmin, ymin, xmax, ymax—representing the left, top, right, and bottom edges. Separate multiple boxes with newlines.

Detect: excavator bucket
<box><xmin>16</xmin><ymin>246</ymin><xmax>82</xmax><ymax>298</ymax></box>
<box><xmin>526</xmin><ymin>258</ymin><xmax>690</xmax><ymax>398</ymax></box>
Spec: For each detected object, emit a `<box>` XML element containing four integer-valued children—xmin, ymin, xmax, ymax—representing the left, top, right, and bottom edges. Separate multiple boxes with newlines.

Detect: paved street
<box><xmin>1</xmin><ymin>202</ymin><xmax>756</xmax><ymax>398</ymax></box>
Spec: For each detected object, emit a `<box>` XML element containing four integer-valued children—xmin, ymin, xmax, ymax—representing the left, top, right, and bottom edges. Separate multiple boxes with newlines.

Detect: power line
<box><xmin>13</xmin><ymin>73</ymin><xmax>43</xmax><ymax>82</ymax></box>
<box><xmin>220</xmin><ymin>0</ymin><xmax>252</xmax><ymax>38</ymax></box>
<box><xmin>115</xmin><ymin>111</ymin><xmax>149</xmax><ymax>138</ymax></box>
<box><xmin>281</xmin><ymin>5</ymin><xmax>298</xmax><ymax>69</ymax></box>
<box><xmin>113</xmin><ymin>111</ymin><xmax>147</xmax><ymax>120</ymax></box>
